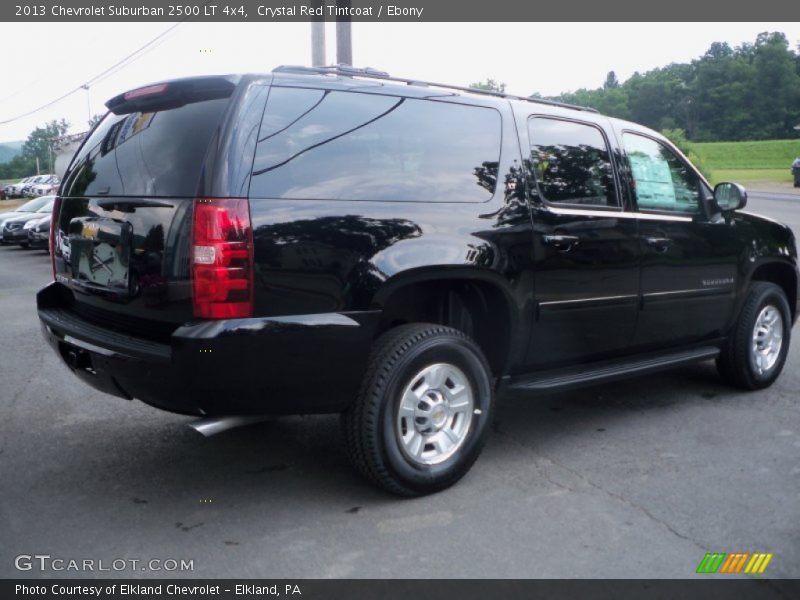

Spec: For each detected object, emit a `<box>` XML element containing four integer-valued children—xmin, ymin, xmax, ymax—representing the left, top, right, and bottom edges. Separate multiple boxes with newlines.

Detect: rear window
<box><xmin>528</xmin><ymin>117</ymin><xmax>618</xmax><ymax>208</ymax></box>
<box><xmin>60</xmin><ymin>98</ymin><xmax>230</xmax><ymax>198</ymax></box>
<box><xmin>249</xmin><ymin>87</ymin><xmax>501</xmax><ymax>202</ymax></box>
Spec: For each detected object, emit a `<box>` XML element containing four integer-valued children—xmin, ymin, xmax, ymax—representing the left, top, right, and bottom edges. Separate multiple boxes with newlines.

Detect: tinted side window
<box><xmin>623</xmin><ymin>133</ymin><xmax>701</xmax><ymax>214</ymax></box>
<box><xmin>61</xmin><ymin>98</ymin><xmax>230</xmax><ymax>198</ymax></box>
<box><xmin>528</xmin><ymin>117</ymin><xmax>618</xmax><ymax>207</ymax></box>
<box><xmin>249</xmin><ymin>87</ymin><xmax>501</xmax><ymax>202</ymax></box>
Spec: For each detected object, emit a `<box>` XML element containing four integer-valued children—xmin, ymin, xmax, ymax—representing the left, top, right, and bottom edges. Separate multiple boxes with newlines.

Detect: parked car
<box><xmin>38</xmin><ymin>68</ymin><xmax>798</xmax><ymax>496</ymax></box>
<box><xmin>22</xmin><ymin>174</ymin><xmax>55</xmax><ymax>197</ymax></box>
<box><xmin>5</xmin><ymin>176</ymin><xmax>37</xmax><ymax>198</ymax></box>
<box><xmin>0</xmin><ymin>195</ymin><xmax>54</xmax><ymax>243</ymax></box>
<box><xmin>29</xmin><ymin>175</ymin><xmax>60</xmax><ymax>197</ymax></box>
<box><xmin>25</xmin><ymin>213</ymin><xmax>51</xmax><ymax>250</ymax></box>
<box><xmin>793</xmin><ymin>157</ymin><xmax>800</xmax><ymax>188</ymax></box>
<box><xmin>3</xmin><ymin>197</ymin><xmax>54</xmax><ymax>247</ymax></box>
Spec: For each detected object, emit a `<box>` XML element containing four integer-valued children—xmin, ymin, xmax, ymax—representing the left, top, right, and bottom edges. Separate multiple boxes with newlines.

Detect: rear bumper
<box><xmin>37</xmin><ymin>282</ymin><xmax>380</xmax><ymax>416</ymax></box>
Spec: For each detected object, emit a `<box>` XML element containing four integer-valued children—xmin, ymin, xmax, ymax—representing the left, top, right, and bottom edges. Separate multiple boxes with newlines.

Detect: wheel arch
<box><xmin>749</xmin><ymin>260</ymin><xmax>798</xmax><ymax>323</ymax></box>
<box><xmin>372</xmin><ymin>268</ymin><xmax>519</xmax><ymax>378</ymax></box>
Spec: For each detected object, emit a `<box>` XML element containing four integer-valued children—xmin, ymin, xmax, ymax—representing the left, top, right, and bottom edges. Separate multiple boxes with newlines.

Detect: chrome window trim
<box><xmin>546</xmin><ymin>205</ymin><xmax>693</xmax><ymax>223</ymax></box>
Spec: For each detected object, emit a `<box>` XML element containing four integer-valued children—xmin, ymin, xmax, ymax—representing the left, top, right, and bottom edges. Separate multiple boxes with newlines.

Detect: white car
<box><xmin>22</xmin><ymin>174</ymin><xmax>56</xmax><ymax>197</ymax></box>
<box><xmin>29</xmin><ymin>176</ymin><xmax>60</xmax><ymax>197</ymax></box>
<box><xmin>5</xmin><ymin>176</ymin><xmax>37</xmax><ymax>198</ymax></box>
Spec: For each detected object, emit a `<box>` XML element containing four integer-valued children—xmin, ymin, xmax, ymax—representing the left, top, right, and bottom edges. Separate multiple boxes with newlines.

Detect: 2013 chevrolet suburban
<box><xmin>37</xmin><ymin>66</ymin><xmax>798</xmax><ymax>495</ymax></box>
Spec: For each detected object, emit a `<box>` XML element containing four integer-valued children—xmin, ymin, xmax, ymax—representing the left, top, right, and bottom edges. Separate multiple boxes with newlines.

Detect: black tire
<box><xmin>342</xmin><ymin>323</ymin><xmax>494</xmax><ymax>496</ymax></box>
<box><xmin>18</xmin><ymin>242</ymin><xmax>29</xmax><ymax>249</ymax></box>
<box><xmin>717</xmin><ymin>282</ymin><xmax>792</xmax><ymax>390</ymax></box>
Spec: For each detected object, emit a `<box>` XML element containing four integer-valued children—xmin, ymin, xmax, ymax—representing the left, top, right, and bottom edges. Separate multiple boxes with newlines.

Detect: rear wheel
<box><xmin>342</xmin><ymin>323</ymin><xmax>494</xmax><ymax>496</ymax></box>
<box><xmin>717</xmin><ymin>282</ymin><xmax>791</xmax><ymax>390</ymax></box>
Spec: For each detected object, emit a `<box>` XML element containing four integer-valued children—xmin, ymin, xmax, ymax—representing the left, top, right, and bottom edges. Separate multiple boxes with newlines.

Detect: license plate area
<box><xmin>68</xmin><ymin>217</ymin><xmax>133</xmax><ymax>294</ymax></box>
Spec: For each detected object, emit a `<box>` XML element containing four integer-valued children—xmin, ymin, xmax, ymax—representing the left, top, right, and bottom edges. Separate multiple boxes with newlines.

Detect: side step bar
<box><xmin>507</xmin><ymin>346</ymin><xmax>720</xmax><ymax>393</ymax></box>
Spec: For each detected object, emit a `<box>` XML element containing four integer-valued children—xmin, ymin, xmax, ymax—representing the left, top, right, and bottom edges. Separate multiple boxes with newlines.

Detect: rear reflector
<box><xmin>191</xmin><ymin>198</ymin><xmax>254</xmax><ymax>319</ymax></box>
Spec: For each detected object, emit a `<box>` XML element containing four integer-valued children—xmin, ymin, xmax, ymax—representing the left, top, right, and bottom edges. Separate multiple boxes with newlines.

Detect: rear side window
<box><xmin>249</xmin><ymin>87</ymin><xmax>501</xmax><ymax>202</ymax></box>
<box><xmin>528</xmin><ymin>117</ymin><xmax>618</xmax><ymax>208</ymax></box>
<box><xmin>61</xmin><ymin>98</ymin><xmax>230</xmax><ymax>198</ymax></box>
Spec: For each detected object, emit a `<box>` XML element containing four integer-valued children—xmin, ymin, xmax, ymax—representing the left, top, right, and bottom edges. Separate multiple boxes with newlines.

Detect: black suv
<box><xmin>38</xmin><ymin>66</ymin><xmax>798</xmax><ymax>496</ymax></box>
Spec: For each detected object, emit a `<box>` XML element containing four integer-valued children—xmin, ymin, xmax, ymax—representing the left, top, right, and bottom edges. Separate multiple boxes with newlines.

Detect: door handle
<box><xmin>644</xmin><ymin>236</ymin><xmax>673</xmax><ymax>252</ymax></box>
<box><xmin>543</xmin><ymin>234</ymin><xmax>580</xmax><ymax>251</ymax></box>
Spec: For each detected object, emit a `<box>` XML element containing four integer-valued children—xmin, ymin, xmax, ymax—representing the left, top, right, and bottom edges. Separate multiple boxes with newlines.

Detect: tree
<box><xmin>88</xmin><ymin>114</ymin><xmax>103</xmax><ymax>129</ymax></box>
<box><xmin>0</xmin><ymin>154</ymin><xmax>36</xmax><ymax>180</ymax></box>
<box><xmin>546</xmin><ymin>87</ymin><xmax>631</xmax><ymax>120</ymax></box>
<box><xmin>661</xmin><ymin>127</ymin><xmax>709</xmax><ymax>177</ymax></box>
<box><xmin>750</xmin><ymin>32</ymin><xmax>800</xmax><ymax>139</ymax></box>
<box><xmin>470</xmin><ymin>78</ymin><xmax>506</xmax><ymax>93</ymax></box>
<box><xmin>603</xmin><ymin>71</ymin><xmax>619</xmax><ymax>89</ymax></box>
<box><xmin>532</xmin><ymin>31</ymin><xmax>800</xmax><ymax>142</ymax></box>
<box><xmin>22</xmin><ymin>119</ymin><xmax>70</xmax><ymax>173</ymax></box>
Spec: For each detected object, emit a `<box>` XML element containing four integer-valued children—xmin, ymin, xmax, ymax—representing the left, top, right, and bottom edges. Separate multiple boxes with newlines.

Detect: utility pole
<box><xmin>310</xmin><ymin>0</ymin><xmax>325</xmax><ymax>66</ymax></box>
<box><xmin>82</xmin><ymin>84</ymin><xmax>92</xmax><ymax>124</ymax></box>
<box><xmin>336</xmin><ymin>0</ymin><xmax>352</xmax><ymax>65</ymax></box>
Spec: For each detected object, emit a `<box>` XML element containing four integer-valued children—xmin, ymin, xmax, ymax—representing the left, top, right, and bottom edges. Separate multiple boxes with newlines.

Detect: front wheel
<box><xmin>717</xmin><ymin>282</ymin><xmax>792</xmax><ymax>390</ymax></box>
<box><xmin>342</xmin><ymin>323</ymin><xmax>494</xmax><ymax>496</ymax></box>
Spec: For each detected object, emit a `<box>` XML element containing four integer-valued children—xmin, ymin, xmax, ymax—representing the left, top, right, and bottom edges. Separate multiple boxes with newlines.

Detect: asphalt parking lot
<box><xmin>0</xmin><ymin>191</ymin><xmax>798</xmax><ymax>579</ymax></box>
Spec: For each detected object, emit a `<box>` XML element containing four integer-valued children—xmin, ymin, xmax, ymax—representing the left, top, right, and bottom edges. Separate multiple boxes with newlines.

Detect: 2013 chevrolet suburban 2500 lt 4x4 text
<box><xmin>37</xmin><ymin>66</ymin><xmax>798</xmax><ymax>495</ymax></box>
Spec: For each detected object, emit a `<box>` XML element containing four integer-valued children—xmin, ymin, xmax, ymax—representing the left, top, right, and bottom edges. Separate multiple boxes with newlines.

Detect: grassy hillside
<box><xmin>0</xmin><ymin>141</ymin><xmax>24</xmax><ymax>164</ymax></box>
<box><xmin>691</xmin><ymin>139</ymin><xmax>800</xmax><ymax>169</ymax></box>
<box><xmin>691</xmin><ymin>139</ymin><xmax>800</xmax><ymax>184</ymax></box>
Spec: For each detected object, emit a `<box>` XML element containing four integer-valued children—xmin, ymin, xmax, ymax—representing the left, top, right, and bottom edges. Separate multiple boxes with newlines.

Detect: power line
<box><xmin>0</xmin><ymin>21</ymin><xmax>183</xmax><ymax>126</ymax></box>
<box><xmin>85</xmin><ymin>21</ymin><xmax>183</xmax><ymax>89</ymax></box>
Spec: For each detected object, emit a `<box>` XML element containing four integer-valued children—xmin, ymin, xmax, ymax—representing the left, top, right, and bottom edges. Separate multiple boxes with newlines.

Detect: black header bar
<box><xmin>1</xmin><ymin>0</ymin><xmax>797</xmax><ymax>22</ymax></box>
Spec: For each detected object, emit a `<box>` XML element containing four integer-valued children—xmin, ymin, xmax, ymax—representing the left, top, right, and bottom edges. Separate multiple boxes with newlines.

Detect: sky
<box><xmin>1</xmin><ymin>21</ymin><xmax>799</xmax><ymax>142</ymax></box>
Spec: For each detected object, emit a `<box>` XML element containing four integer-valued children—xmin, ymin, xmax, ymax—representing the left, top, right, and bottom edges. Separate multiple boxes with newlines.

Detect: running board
<box><xmin>507</xmin><ymin>346</ymin><xmax>720</xmax><ymax>393</ymax></box>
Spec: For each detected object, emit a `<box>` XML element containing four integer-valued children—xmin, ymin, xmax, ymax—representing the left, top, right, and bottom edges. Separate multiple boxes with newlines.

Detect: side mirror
<box><xmin>713</xmin><ymin>182</ymin><xmax>747</xmax><ymax>213</ymax></box>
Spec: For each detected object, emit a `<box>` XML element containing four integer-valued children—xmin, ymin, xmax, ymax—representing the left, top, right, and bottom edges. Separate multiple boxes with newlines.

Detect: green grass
<box><xmin>691</xmin><ymin>139</ymin><xmax>800</xmax><ymax>169</ymax></box>
<box><xmin>689</xmin><ymin>139</ymin><xmax>799</xmax><ymax>185</ymax></box>
<box><xmin>0</xmin><ymin>177</ymin><xmax>23</xmax><ymax>184</ymax></box>
<box><xmin>707</xmin><ymin>168</ymin><xmax>794</xmax><ymax>185</ymax></box>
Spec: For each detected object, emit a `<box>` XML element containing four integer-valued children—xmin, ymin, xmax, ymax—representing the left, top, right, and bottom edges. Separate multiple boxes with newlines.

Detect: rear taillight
<box><xmin>50</xmin><ymin>196</ymin><xmax>61</xmax><ymax>280</ymax></box>
<box><xmin>191</xmin><ymin>198</ymin><xmax>254</xmax><ymax>319</ymax></box>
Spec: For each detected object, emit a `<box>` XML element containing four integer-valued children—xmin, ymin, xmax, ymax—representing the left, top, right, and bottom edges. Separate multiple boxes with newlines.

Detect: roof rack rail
<box><xmin>272</xmin><ymin>64</ymin><xmax>599</xmax><ymax>114</ymax></box>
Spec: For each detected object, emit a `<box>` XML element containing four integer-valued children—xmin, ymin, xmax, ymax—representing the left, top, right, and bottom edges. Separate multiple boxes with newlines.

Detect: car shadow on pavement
<box><xmin>35</xmin><ymin>361</ymin><xmax>735</xmax><ymax>509</ymax></box>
